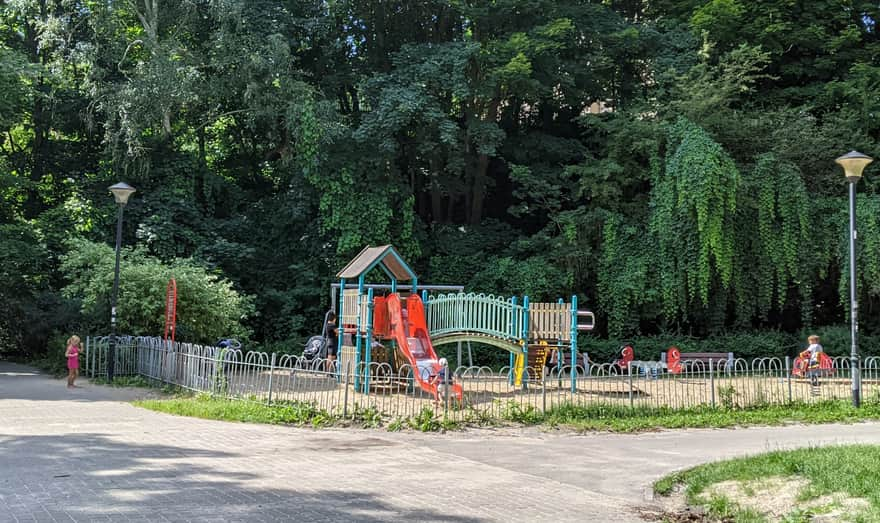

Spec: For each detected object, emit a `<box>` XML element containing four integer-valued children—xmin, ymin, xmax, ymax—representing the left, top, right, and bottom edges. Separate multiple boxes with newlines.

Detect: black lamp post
<box><xmin>835</xmin><ymin>151</ymin><xmax>873</xmax><ymax>408</ymax></box>
<box><xmin>107</xmin><ymin>182</ymin><xmax>136</xmax><ymax>381</ymax></box>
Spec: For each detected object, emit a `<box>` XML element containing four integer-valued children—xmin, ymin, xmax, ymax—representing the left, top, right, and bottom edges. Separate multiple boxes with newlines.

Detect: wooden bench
<box><xmin>662</xmin><ymin>349</ymin><xmax>734</xmax><ymax>374</ymax></box>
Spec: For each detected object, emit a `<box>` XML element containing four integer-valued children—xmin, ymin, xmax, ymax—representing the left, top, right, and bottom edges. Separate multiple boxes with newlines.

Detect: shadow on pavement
<box><xmin>0</xmin><ymin>361</ymin><xmax>161</xmax><ymax>402</ymax></box>
<box><xmin>0</xmin><ymin>432</ymin><xmax>483</xmax><ymax>522</ymax></box>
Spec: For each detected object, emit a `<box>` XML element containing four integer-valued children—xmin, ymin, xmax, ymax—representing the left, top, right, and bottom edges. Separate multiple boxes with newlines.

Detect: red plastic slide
<box><xmin>386</xmin><ymin>293</ymin><xmax>463</xmax><ymax>402</ymax></box>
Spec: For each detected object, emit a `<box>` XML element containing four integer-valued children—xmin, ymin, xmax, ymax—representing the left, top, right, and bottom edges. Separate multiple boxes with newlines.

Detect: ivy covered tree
<box><xmin>732</xmin><ymin>154</ymin><xmax>813</xmax><ymax>324</ymax></box>
<box><xmin>650</xmin><ymin>118</ymin><xmax>740</xmax><ymax>322</ymax></box>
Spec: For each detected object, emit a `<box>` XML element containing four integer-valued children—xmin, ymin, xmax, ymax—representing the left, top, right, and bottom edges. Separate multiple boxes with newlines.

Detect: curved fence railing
<box><xmin>84</xmin><ymin>335</ymin><xmax>880</xmax><ymax>423</ymax></box>
<box><xmin>425</xmin><ymin>293</ymin><xmax>525</xmax><ymax>341</ymax></box>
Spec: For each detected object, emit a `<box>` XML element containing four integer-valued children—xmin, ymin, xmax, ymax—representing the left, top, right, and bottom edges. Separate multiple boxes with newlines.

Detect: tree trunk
<box><xmin>24</xmin><ymin>0</ymin><xmax>49</xmax><ymax>218</ymax></box>
<box><xmin>466</xmin><ymin>99</ymin><xmax>500</xmax><ymax>225</ymax></box>
<box><xmin>430</xmin><ymin>156</ymin><xmax>445</xmax><ymax>222</ymax></box>
<box><xmin>196</xmin><ymin>126</ymin><xmax>207</xmax><ymax>204</ymax></box>
<box><xmin>338</xmin><ymin>90</ymin><xmax>350</xmax><ymax>114</ymax></box>
<box><xmin>469</xmin><ymin>153</ymin><xmax>489</xmax><ymax>225</ymax></box>
<box><xmin>374</xmin><ymin>2</ymin><xmax>388</xmax><ymax>72</ymax></box>
<box><xmin>431</xmin><ymin>181</ymin><xmax>445</xmax><ymax>223</ymax></box>
<box><xmin>132</xmin><ymin>0</ymin><xmax>159</xmax><ymax>46</ymax></box>
<box><xmin>348</xmin><ymin>85</ymin><xmax>360</xmax><ymax>115</ymax></box>
<box><xmin>447</xmin><ymin>193</ymin><xmax>457</xmax><ymax>223</ymax></box>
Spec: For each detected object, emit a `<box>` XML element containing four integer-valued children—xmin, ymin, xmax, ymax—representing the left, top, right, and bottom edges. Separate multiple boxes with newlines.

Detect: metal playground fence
<box><xmin>83</xmin><ymin>336</ymin><xmax>880</xmax><ymax>422</ymax></box>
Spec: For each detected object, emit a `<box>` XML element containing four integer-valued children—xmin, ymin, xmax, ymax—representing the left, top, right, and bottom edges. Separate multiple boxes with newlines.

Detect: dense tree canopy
<box><xmin>2</xmin><ymin>0</ymin><xmax>880</xmax><ymax>357</ymax></box>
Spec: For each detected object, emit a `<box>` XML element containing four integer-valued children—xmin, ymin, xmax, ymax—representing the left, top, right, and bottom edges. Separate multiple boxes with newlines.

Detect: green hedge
<box><xmin>582</xmin><ymin>327</ymin><xmax>880</xmax><ymax>363</ymax></box>
<box><xmin>431</xmin><ymin>327</ymin><xmax>880</xmax><ymax>371</ymax></box>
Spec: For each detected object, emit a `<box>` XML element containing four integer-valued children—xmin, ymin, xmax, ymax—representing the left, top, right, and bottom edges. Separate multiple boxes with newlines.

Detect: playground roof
<box><xmin>336</xmin><ymin>245</ymin><xmax>416</xmax><ymax>281</ymax></box>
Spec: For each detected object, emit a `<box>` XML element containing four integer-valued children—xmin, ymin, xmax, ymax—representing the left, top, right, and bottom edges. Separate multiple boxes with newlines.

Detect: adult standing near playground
<box><xmin>65</xmin><ymin>335</ymin><xmax>81</xmax><ymax>388</ymax></box>
<box><xmin>325</xmin><ymin>311</ymin><xmax>339</xmax><ymax>372</ymax></box>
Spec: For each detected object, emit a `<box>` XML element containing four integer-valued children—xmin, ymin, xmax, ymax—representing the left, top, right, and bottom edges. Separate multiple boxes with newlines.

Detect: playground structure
<box><xmin>332</xmin><ymin>245</ymin><xmax>596</xmax><ymax>401</ymax></box>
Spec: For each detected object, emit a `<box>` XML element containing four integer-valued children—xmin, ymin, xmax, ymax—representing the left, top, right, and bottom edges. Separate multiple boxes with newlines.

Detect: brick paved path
<box><xmin>4</xmin><ymin>361</ymin><xmax>880</xmax><ymax>523</ymax></box>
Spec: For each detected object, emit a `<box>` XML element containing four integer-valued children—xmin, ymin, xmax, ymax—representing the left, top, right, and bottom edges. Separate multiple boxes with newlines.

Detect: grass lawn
<box><xmin>654</xmin><ymin>445</ymin><xmax>880</xmax><ymax>522</ymax></box>
<box><xmin>541</xmin><ymin>401</ymin><xmax>880</xmax><ymax>432</ymax></box>
<box><xmin>135</xmin><ymin>393</ymin><xmax>880</xmax><ymax>434</ymax></box>
<box><xmin>135</xmin><ymin>394</ymin><xmax>349</xmax><ymax>427</ymax></box>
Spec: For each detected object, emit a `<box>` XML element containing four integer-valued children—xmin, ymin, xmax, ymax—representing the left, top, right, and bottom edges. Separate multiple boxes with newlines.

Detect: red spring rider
<box><xmin>791</xmin><ymin>349</ymin><xmax>834</xmax><ymax>378</ymax></box>
<box><xmin>613</xmin><ymin>344</ymin><xmax>634</xmax><ymax>371</ymax></box>
<box><xmin>666</xmin><ymin>346</ymin><xmax>682</xmax><ymax>374</ymax></box>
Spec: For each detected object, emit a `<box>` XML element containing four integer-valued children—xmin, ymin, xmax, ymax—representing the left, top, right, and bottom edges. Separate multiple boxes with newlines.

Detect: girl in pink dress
<box><xmin>65</xmin><ymin>335</ymin><xmax>81</xmax><ymax>388</ymax></box>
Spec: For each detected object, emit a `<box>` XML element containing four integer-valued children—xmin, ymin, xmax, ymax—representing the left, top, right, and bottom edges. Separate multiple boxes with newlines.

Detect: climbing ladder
<box><xmin>526</xmin><ymin>342</ymin><xmax>550</xmax><ymax>381</ymax></box>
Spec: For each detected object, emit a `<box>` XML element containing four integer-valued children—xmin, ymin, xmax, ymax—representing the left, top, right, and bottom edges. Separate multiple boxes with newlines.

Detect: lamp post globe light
<box><xmin>835</xmin><ymin>151</ymin><xmax>873</xmax><ymax>408</ymax></box>
<box><xmin>107</xmin><ymin>182</ymin><xmax>136</xmax><ymax>381</ymax></box>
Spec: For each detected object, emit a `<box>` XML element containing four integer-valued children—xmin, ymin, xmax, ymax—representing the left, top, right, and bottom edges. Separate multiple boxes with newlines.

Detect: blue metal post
<box><xmin>511</xmin><ymin>296</ymin><xmax>519</xmax><ymax>337</ymax></box>
<box><xmin>509</xmin><ymin>296</ymin><xmax>518</xmax><ymax>385</ymax></box>
<box><xmin>364</xmin><ymin>288</ymin><xmax>374</xmax><ymax>393</ymax></box>
<box><xmin>391</xmin><ymin>277</ymin><xmax>397</xmax><ymax>294</ymax></box>
<box><xmin>337</xmin><ymin>278</ymin><xmax>346</xmax><ymax>378</ymax></box>
<box><xmin>412</xmin><ymin>276</ymin><xmax>418</xmax><ymax>295</ymax></box>
<box><xmin>354</xmin><ymin>276</ymin><xmax>365</xmax><ymax>390</ymax></box>
<box><xmin>509</xmin><ymin>352</ymin><xmax>515</xmax><ymax>385</ymax></box>
<box><xmin>570</xmin><ymin>295</ymin><xmax>578</xmax><ymax>393</ymax></box>
<box><xmin>421</xmin><ymin>290</ymin><xmax>429</xmax><ymax>333</ymax></box>
<box><xmin>556</xmin><ymin>298</ymin><xmax>564</xmax><ymax>372</ymax></box>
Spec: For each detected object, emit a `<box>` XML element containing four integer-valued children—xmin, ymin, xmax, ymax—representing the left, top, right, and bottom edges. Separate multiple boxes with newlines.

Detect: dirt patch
<box><xmin>649</xmin><ymin>477</ymin><xmax>871</xmax><ymax>522</ymax></box>
<box><xmin>807</xmin><ymin>494</ymin><xmax>871</xmax><ymax>523</ymax></box>
<box><xmin>705</xmin><ymin>476</ymin><xmax>809</xmax><ymax>519</ymax></box>
<box><xmin>701</xmin><ymin>476</ymin><xmax>869</xmax><ymax>522</ymax></box>
<box><xmin>639</xmin><ymin>488</ymin><xmax>710</xmax><ymax>522</ymax></box>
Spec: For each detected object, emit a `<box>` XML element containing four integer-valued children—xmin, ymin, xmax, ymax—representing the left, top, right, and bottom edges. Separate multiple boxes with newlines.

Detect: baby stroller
<box><xmin>301</xmin><ymin>310</ymin><xmax>335</xmax><ymax>367</ymax></box>
<box><xmin>213</xmin><ymin>338</ymin><xmax>241</xmax><ymax>392</ymax></box>
<box><xmin>303</xmin><ymin>336</ymin><xmax>325</xmax><ymax>361</ymax></box>
<box><xmin>216</xmin><ymin>338</ymin><xmax>242</xmax><ymax>351</ymax></box>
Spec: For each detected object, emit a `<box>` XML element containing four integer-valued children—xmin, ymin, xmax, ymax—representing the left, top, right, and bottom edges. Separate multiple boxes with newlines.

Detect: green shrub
<box><xmin>582</xmin><ymin>327</ymin><xmax>880</xmax><ymax>364</ymax></box>
<box><xmin>797</xmin><ymin>325</ymin><xmax>880</xmax><ymax>358</ymax></box>
<box><xmin>29</xmin><ymin>331</ymin><xmax>72</xmax><ymax>376</ymax></box>
<box><xmin>396</xmin><ymin>406</ymin><xmax>443</xmax><ymax>432</ymax></box>
<box><xmin>500</xmin><ymin>400</ymin><xmax>542</xmax><ymax>424</ymax></box>
<box><xmin>350</xmin><ymin>404</ymin><xmax>384</xmax><ymax>428</ymax></box>
<box><xmin>0</xmin><ymin>223</ymin><xmax>79</xmax><ymax>358</ymax></box>
<box><xmin>60</xmin><ymin>238</ymin><xmax>254</xmax><ymax>344</ymax></box>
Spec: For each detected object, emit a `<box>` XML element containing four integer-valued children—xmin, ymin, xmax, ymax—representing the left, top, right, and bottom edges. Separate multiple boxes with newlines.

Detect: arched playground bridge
<box><xmin>424</xmin><ymin>292</ymin><xmax>589</xmax><ymax>353</ymax></box>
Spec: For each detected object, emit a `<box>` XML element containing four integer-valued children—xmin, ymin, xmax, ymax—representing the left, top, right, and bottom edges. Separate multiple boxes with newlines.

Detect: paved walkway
<box><xmin>3</xmin><ymin>362</ymin><xmax>880</xmax><ymax>523</ymax></box>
